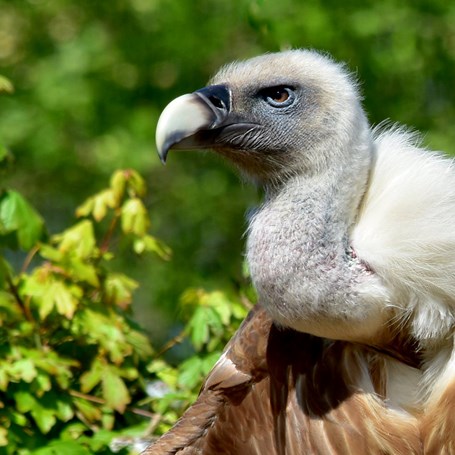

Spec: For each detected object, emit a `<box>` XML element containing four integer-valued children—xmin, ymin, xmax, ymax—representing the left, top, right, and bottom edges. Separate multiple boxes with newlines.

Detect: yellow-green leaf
<box><xmin>32</xmin><ymin>403</ymin><xmax>57</xmax><ymax>434</ymax></box>
<box><xmin>110</xmin><ymin>170</ymin><xmax>127</xmax><ymax>204</ymax></box>
<box><xmin>9</xmin><ymin>358</ymin><xmax>37</xmax><ymax>383</ymax></box>
<box><xmin>133</xmin><ymin>234</ymin><xmax>171</xmax><ymax>259</ymax></box>
<box><xmin>39</xmin><ymin>244</ymin><xmax>64</xmax><ymax>262</ymax></box>
<box><xmin>24</xmin><ymin>273</ymin><xmax>81</xmax><ymax>320</ymax></box>
<box><xmin>55</xmin><ymin>220</ymin><xmax>96</xmax><ymax>259</ymax></box>
<box><xmin>126</xmin><ymin>170</ymin><xmax>146</xmax><ymax>197</ymax></box>
<box><xmin>147</xmin><ymin>360</ymin><xmax>178</xmax><ymax>389</ymax></box>
<box><xmin>52</xmin><ymin>281</ymin><xmax>81</xmax><ymax>319</ymax></box>
<box><xmin>80</xmin><ymin>358</ymin><xmax>104</xmax><ymax>393</ymax></box>
<box><xmin>0</xmin><ymin>426</ymin><xmax>7</xmax><ymax>446</ymax></box>
<box><xmin>75</xmin><ymin>197</ymin><xmax>94</xmax><ymax>218</ymax></box>
<box><xmin>0</xmin><ymin>75</ymin><xmax>13</xmax><ymax>94</ymax></box>
<box><xmin>92</xmin><ymin>189</ymin><xmax>116</xmax><ymax>221</ymax></box>
<box><xmin>121</xmin><ymin>198</ymin><xmax>149</xmax><ymax>236</ymax></box>
<box><xmin>187</xmin><ymin>307</ymin><xmax>210</xmax><ymax>351</ymax></box>
<box><xmin>102</xmin><ymin>367</ymin><xmax>131</xmax><ymax>413</ymax></box>
<box><xmin>73</xmin><ymin>397</ymin><xmax>102</xmax><ymax>422</ymax></box>
<box><xmin>125</xmin><ymin>329</ymin><xmax>153</xmax><ymax>359</ymax></box>
<box><xmin>0</xmin><ymin>367</ymin><xmax>8</xmax><ymax>391</ymax></box>
<box><xmin>55</xmin><ymin>397</ymin><xmax>74</xmax><ymax>422</ymax></box>
<box><xmin>104</xmin><ymin>273</ymin><xmax>138</xmax><ymax>308</ymax></box>
<box><xmin>68</xmin><ymin>257</ymin><xmax>99</xmax><ymax>287</ymax></box>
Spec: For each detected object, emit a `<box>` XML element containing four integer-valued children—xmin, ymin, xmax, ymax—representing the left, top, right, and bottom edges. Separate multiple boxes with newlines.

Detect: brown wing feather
<box><xmin>143</xmin><ymin>304</ymin><xmax>454</xmax><ymax>454</ymax></box>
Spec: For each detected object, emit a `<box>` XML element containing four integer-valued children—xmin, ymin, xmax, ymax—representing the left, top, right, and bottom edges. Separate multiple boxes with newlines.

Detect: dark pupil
<box><xmin>270</xmin><ymin>88</ymin><xmax>288</xmax><ymax>102</ymax></box>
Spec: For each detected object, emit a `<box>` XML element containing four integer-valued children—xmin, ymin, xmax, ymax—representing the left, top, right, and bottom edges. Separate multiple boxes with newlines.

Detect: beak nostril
<box><xmin>195</xmin><ymin>85</ymin><xmax>230</xmax><ymax>111</ymax></box>
<box><xmin>209</xmin><ymin>95</ymin><xmax>224</xmax><ymax>110</ymax></box>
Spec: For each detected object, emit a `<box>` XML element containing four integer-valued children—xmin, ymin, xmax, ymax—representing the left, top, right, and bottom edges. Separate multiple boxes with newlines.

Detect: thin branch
<box><xmin>155</xmin><ymin>329</ymin><xmax>186</xmax><ymax>358</ymax></box>
<box><xmin>240</xmin><ymin>293</ymin><xmax>254</xmax><ymax>311</ymax></box>
<box><xmin>69</xmin><ymin>389</ymin><xmax>157</xmax><ymax>419</ymax></box>
<box><xmin>21</xmin><ymin>244</ymin><xmax>40</xmax><ymax>273</ymax></box>
<box><xmin>6</xmin><ymin>274</ymin><xmax>33</xmax><ymax>322</ymax></box>
<box><xmin>100</xmin><ymin>212</ymin><xmax>120</xmax><ymax>254</ymax></box>
<box><xmin>144</xmin><ymin>412</ymin><xmax>163</xmax><ymax>435</ymax></box>
<box><xmin>70</xmin><ymin>389</ymin><xmax>105</xmax><ymax>405</ymax></box>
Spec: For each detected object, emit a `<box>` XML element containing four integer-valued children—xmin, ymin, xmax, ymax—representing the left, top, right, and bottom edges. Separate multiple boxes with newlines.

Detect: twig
<box><xmin>70</xmin><ymin>390</ymin><xmax>105</xmax><ymax>405</ymax></box>
<box><xmin>144</xmin><ymin>412</ymin><xmax>163</xmax><ymax>435</ymax></box>
<box><xmin>69</xmin><ymin>389</ymin><xmax>157</xmax><ymax>419</ymax></box>
<box><xmin>240</xmin><ymin>293</ymin><xmax>254</xmax><ymax>311</ymax></box>
<box><xmin>154</xmin><ymin>330</ymin><xmax>186</xmax><ymax>358</ymax></box>
<box><xmin>100</xmin><ymin>212</ymin><xmax>120</xmax><ymax>254</ymax></box>
<box><xmin>21</xmin><ymin>244</ymin><xmax>40</xmax><ymax>273</ymax></box>
<box><xmin>6</xmin><ymin>274</ymin><xmax>33</xmax><ymax>322</ymax></box>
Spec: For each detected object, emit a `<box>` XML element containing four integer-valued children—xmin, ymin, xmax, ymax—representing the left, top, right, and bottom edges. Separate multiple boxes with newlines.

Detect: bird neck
<box><xmin>262</xmin><ymin>153</ymin><xmax>372</xmax><ymax>235</ymax></box>
<box><xmin>261</xmin><ymin>109</ymin><xmax>374</xmax><ymax>224</ymax></box>
<box><xmin>246</xmin><ymin>139</ymin><xmax>380</xmax><ymax>342</ymax></box>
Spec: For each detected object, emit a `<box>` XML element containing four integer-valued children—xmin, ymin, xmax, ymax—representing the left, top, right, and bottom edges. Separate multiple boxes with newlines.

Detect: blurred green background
<box><xmin>1</xmin><ymin>0</ymin><xmax>454</xmax><ymax>344</ymax></box>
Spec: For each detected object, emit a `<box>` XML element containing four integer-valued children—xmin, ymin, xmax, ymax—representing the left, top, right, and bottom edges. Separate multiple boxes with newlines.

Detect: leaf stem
<box><xmin>21</xmin><ymin>244</ymin><xmax>40</xmax><ymax>273</ymax></box>
<box><xmin>100</xmin><ymin>211</ymin><xmax>120</xmax><ymax>254</ymax></box>
<box><xmin>69</xmin><ymin>389</ymin><xmax>157</xmax><ymax>419</ymax></box>
<box><xmin>154</xmin><ymin>330</ymin><xmax>186</xmax><ymax>358</ymax></box>
<box><xmin>6</xmin><ymin>274</ymin><xmax>33</xmax><ymax>322</ymax></box>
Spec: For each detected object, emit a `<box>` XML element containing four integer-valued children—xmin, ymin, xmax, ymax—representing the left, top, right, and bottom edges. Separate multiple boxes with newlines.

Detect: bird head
<box><xmin>156</xmin><ymin>50</ymin><xmax>372</xmax><ymax>186</ymax></box>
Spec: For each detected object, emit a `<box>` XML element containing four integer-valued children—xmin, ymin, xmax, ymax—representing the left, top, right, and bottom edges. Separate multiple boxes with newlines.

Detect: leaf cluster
<box><xmin>0</xmin><ymin>128</ymin><xmax>249</xmax><ymax>453</ymax></box>
<box><xmin>145</xmin><ymin>288</ymin><xmax>248</xmax><ymax>435</ymax></box>
<box><xmin>0</xmin><ymin>164</ymin><xmax>157</xmax><ymax>453</ymax></box>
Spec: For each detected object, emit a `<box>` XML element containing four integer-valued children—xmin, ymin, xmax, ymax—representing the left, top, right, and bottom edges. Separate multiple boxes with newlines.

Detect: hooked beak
<box><xmin>155</xmin><ymin>85</ymin><xmax>231</xmax><ymax>164</ymax></box>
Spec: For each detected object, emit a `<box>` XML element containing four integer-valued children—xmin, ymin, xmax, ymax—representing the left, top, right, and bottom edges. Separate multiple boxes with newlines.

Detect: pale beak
<box><xmin>155</xmin><ymin>85</ymin><xmax>231</xmax><ymax>163</ymax></box>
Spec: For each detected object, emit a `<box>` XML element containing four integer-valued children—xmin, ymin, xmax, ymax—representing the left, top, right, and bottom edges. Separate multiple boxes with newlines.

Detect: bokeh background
<box><xmin>1</xmin><ymin>0</ymin><xmax>454</xmax><ymax>345</ymax></box>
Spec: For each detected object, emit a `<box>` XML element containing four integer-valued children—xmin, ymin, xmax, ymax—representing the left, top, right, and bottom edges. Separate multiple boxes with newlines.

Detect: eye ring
<box><xmin>260</xmin><ymin>86</ymin><xmax>295</xmax><ymax>108</ymax></box>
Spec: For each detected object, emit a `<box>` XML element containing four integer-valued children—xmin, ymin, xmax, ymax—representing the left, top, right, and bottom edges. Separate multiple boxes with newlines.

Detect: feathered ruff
<box><xmin>351</xmin><ymin>127</ymin><xmax>455</xmax><ymax>410</ymax></box>
<box><xmin>353</xmin><ymin>127</ymin><xmax>455</xmax><ymax>345</ymax></box>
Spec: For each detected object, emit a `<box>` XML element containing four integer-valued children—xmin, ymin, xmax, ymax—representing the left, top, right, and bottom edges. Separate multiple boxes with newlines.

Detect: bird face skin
<box><xmin>156</xmin><ymin>50</ymin><xmax>371</xmax><ymax>187</ymax></box>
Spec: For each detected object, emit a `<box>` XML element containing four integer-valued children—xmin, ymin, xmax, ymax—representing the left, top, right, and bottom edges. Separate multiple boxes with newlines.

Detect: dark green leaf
<box><xmin>15</xmin><ymin>390</ymin><xmax>36</xmax><ymax>413</ymax></box>
<box><xmin>177</xmin><ymin>356</ymin><xmax>204</xmax><ymax>390</ymax></box>
<box><xmin>187</xmin><ymin>307</ymin><xmax>209</xmax><ymax>351</ymax></box>
<box><xmin>32</xmin><ymin>440</ymin><xmax>92</xmax><ymax>455</ymax></box>
<box><xmin>0</xmin><ymin>190</ymin><xmax>45</xmax><ymax>250</ymax></box>
<box><xmin>31</xmin><ymin>402</ymin><xmax>57</xmax><ymax>434</ymax></box>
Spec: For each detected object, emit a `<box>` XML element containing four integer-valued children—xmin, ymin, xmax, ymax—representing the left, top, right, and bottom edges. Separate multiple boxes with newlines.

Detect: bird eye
<box><xmin>259</xmin><ymin>86</ymin><xmax>295</xmax><ymax>108</ymax></box>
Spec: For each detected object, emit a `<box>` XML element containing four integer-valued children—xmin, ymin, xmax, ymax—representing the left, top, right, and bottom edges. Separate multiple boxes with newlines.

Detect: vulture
<box><xmin>146</xmin><ymin>50</ymin><xmax>455</xmax><ymax>454</ymax></box>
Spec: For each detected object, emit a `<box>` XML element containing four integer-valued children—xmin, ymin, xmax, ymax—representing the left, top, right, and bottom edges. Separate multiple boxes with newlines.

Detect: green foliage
<box><xmin>146</xmin><ymin>288</ymin><xmax>247</xmax><ymax>435</ymax></box>
<box><xmin>0</xmin><ymin>189</ymin><xmax>46</xmax><ymax>251</ymax></box>
<box><xmin>0</xmin><ymin>165</ymin><xmax>152</xmax><ymax>453</ymax></box>
<box><xmin>1</xmin><ymin>1</ymin><xmax>453</xmax><ymax>341</ymax></box>
<box><xmin>0</xmin><ymin>155</ymin><xmax>248</xmax><ymax>452</ymax></box>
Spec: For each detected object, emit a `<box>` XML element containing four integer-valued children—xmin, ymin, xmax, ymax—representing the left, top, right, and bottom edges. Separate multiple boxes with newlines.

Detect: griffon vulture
<box><xmin>145</xmin><ymin>50</ymin><xmax>455</xmax><ymax>454</ymax></box>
